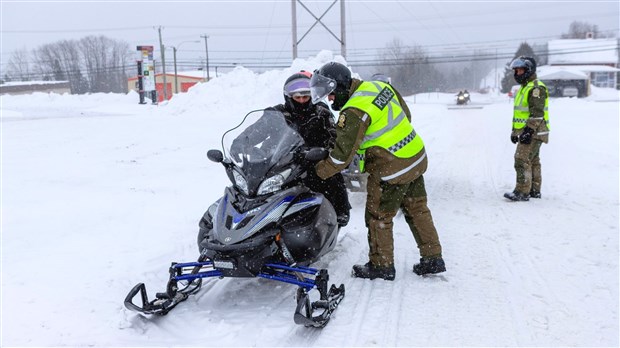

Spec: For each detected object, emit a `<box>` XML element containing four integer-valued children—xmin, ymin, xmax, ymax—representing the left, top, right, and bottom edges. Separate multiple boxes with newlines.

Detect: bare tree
<box><xmin>79</xmin><ymin>36</ymin><xmax>132</xmax><ymax>93</ymax></box>
<box><xmin>561</xmin><ymin>21</ymin><xmax>612</xmax><ymax>39</ymax></box>
<box><xmin>5</xmin><ymin>48</ymin><xmax>32</xmax><ymax>81</ymax></box>
<box><xmin>33</xmin><ymin>40</ymin><xmax>89</xmax><ymax>93</ymax></box>
<box><xmin>376</xmin><ymin>38</ymin><xmax>447</xmax><ymax>95</ymax></box>
<box><xmin>377</xmin><ymin>38</ymin><xmax>414</xmax><ymax>93</ymax></box>
<box><xmin>27</xmin><ymin>36</ymin><xmax>132</xmax><ymax>93</ymax></box>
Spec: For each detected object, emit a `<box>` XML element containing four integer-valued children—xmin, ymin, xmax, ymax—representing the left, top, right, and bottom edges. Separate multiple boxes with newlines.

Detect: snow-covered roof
<box><xmin>548</xmin><ymin>38</ymin><xmax>619</xmax><ymax>65</ymax></box>
<box><xmin>537</xmin><ymin>64</ymin><xmax>620</xmax><ymax>80</ymax></box>
<box><xmin>560</xmin><ymin>64</ymin><xmax>620</xmax><ymax>73</ymax></box>
<box><xmin>537</xmin><ymin>65</ymin><xmax>589</xmax><ymax>80</ymax></box>
<box><xmin>1</xmin><ymin>80</ymin><xmax>69</xmax><ymax>86</ymax></box>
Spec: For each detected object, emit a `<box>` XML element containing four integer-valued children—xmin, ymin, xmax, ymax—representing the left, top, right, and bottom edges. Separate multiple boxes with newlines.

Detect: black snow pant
<box><xmin>304</xmin><ymin>169</ymin><xmax>351</xmax><ymax>218</ymax></box>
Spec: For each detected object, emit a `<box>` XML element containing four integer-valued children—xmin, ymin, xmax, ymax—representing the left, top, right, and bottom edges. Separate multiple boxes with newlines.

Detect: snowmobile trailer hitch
<box><xmin>124</xmin><ymin>259</ymin><xmax>345</xmax><ymax>328</ymax></box>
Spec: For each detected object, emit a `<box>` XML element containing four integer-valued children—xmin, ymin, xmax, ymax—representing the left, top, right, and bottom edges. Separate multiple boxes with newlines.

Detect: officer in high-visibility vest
<box><xmin>504</xmin><ymin>56</ymin><xmax>550</xmax><ymax>202</ymax></box>
<box><xmin>310</xmin><ymin>62</ymin><xmax>445</xmax><ymax>280</ymax></box>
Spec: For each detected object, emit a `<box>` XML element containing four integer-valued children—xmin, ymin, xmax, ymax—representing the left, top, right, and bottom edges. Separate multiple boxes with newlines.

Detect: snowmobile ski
<box><xmin>124</xmin><ymin>258</ymin><xmax>217</xmax><ymax>315</ymax></box>
<box><xmin>294</xmin><ymin>278</ymin><xmax>345</xmax><ymax>328</ymax></box>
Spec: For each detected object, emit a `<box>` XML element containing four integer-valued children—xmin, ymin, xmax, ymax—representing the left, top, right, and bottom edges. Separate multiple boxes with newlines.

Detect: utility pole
<box><xmin>201</xmin><ymin>34</ymin><xmax>210</xmax><ymax>81</ymax></box>
<box><xmin>170</xmin><ymin>40</ymin><xmax>199</xmax><ymax>94</ymax></box>
<box><xmin>495</xmin><ymin>48</ymin><xmax>498</xmax><ymax>92</ymax></box>
<box><xmin>291</xmin><ymin>0</ymin><xmax>297</xmax><ymax>59</ymax></box>
<box><xmin>172</xmin><ymin>46</ymin><xmax>178</xmax><ymax>94</ymax></box>
<box><xmin>157</xmin><ymin>26</ymin><xmax>168</xmax><ymax>101</ymax></box>
<box><xmin>340</xmin><ymin>0</ymin><xmax>346</xmax><ymax>58</ymax></box>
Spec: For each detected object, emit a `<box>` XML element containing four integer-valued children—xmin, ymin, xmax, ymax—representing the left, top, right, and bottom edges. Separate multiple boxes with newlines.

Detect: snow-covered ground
<box><xmin>2</xmin><ymin>51</ymin><xmax>619</xmax><ymax>347</ymax></box>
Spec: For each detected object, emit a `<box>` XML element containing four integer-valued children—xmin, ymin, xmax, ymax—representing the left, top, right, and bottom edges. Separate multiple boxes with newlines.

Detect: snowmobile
<box><xmin>124</xmin><ymin>109</ymin><xmax>345</xmax><ymax>328</ymax></box>
<box><xmin>456</xmin><ymin>91</ymin><xmax>470</xmax><ymax>105</ymax></box>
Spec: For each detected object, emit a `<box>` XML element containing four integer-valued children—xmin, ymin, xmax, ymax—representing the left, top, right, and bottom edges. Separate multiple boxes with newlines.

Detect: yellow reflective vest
<box><xmin>341</xmin><ymin>81</ymin><xmax>424</xmax><ymax>171</ymax></box>
<box><xmin>513</xmin><ymin>80</ymin><xmax>550</xmax><ymax>130</ymax></box>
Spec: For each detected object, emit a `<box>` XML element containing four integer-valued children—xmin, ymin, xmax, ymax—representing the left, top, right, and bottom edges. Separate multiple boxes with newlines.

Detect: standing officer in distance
<box><xmin>504</xmin><ymin>56</ymin><xmax>550</xmax><ymax>201</ymax></box>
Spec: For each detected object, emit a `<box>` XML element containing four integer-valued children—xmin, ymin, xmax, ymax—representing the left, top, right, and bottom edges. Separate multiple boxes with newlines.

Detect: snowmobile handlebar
<box><xmin>302</xmin><ymin>147</ymin><xmax>329</xmax><ymax>162</ymax></box>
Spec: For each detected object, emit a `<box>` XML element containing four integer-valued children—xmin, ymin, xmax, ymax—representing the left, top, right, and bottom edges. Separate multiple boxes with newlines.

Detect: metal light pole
<box><xmin>169</xmin><ymin>40</ymin><xmax>199</xmax><ymax>94</ymax></box>
<box><xmin>172</xmin><ymin>46</ymin><xmax>179</xmax><ymax>94</ymax></box>
<box><xmin>157</xmin><ymin>26</ymin><xmax>168</xmax><ymax>101</ymax></box>
<box><xmin>201</xmin><ymin>34</ymin><xmax>210</xmax><ymax>81</ymax></box>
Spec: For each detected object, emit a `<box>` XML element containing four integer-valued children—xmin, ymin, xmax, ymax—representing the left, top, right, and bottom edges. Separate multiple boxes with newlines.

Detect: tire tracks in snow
<box><xmin>486</xmin><ymin>138</ymin><xmax>574</xmax><ymax>345</ymax></box>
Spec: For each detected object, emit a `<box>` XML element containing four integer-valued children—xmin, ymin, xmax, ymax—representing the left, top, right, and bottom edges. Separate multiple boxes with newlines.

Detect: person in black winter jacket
<box><xmin>269</xmin><ymin>71</ymin><xmax>351</xmax><ymax>227</ymax></box>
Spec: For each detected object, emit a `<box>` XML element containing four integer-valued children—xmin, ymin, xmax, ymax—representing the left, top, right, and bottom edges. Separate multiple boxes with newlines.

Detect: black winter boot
<box><xmin>352</xmin><ymin>262</ymin><xmax>395</xmax><ymax>281</ymax></box>
<box><xmin>529</xmin><ymin>190</ymin><xmax>541</xmax><ymax>199</ymax></box>
<box><xmin>337</xmin><ymin>211</ymin><xmax>350</xmax><ymax>227</ymax></box>
<box><xmin>413</xmin><ymin>257</ymin><xmax>446</xmax><ymax>276</ymax></box>
<box><xmin>504</xmin><ymin>191</ymin><xmax>530</xmax><ymax>201</ymax></box>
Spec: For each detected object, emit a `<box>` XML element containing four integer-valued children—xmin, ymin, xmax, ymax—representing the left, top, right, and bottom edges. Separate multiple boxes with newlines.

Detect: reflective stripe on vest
<box><xmin>341</xmin><ymin>81</ymin><xmax>424</xmax><ymax>172</ymax></box>
<box><xmin>513</xmin><ymin>80</ymin><xmax>550</xmax><ymax>130</ymax></box>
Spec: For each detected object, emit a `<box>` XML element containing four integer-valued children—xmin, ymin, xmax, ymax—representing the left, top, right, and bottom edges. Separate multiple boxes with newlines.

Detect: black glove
<box><xmin>510</xmin><ymin>135</ymin><xmax>518</xmax><ymax>144</ymax></box>
<box><xmin>518</xmin><ymin>127</ymin><xmax>534</xmax><ymax>144</ymax></box>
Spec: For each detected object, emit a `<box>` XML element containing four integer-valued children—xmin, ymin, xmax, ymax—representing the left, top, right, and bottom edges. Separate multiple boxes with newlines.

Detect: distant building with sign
<box><xmin>127</xmin><ymin>70</ymin><xmax>208</xmax><ymax>102</ymax></box>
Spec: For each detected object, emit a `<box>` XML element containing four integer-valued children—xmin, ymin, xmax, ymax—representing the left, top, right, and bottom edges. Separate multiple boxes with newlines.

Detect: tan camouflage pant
<box><xmin>365</xmin><ymin>174</ymin><xmax>442</xmax><ymax>267</ymax></box>
<box><xmin>514</xmin><ymin>140</ymin><xmax>543</xmax><ymax>194</ymax></box>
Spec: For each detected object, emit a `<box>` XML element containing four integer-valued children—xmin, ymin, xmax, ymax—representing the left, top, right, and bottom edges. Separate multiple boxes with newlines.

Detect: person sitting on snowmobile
<box><xmin>268</xmin><ymin>71</ymin><xmax>351</xmax><ymax>227</ymax></box>
<box><xmin>456</xmin><ymin>90</ymin><xmax>469</xmax><ymax>105</ymax></box>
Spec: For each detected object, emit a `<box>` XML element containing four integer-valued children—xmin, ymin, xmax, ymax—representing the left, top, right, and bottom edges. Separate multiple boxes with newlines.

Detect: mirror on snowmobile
<box><xmin>207</xmin><ymin>149</ymin><xmax>224</xmax><ymax>163</ymax></box>
<box><xmin>305</xmin><ymin>147</ymin><xmax>329</xmax><ymax>162</ymax></box>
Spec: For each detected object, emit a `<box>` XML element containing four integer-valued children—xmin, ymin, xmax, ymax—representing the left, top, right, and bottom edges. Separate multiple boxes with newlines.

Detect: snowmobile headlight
<box><xmin>257</xmin><ymin>169</ymin><xmax>291</xmax><ymax>195</ymax></box>
<box><xmin>233</xmin><ymin>170</ymin><xmax>249</xmax><ymax>195</ymax></box>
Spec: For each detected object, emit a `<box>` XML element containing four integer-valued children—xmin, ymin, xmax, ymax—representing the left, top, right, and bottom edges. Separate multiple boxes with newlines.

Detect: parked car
<box><xmin>562</xmin><ymin>86</ymin><xmax>579</xmax><ymax>98</ymax></box>
<box><xmin>508</xmin><ymin>85</ymin><xmax>520</xmax><ymax>98</ymax></box>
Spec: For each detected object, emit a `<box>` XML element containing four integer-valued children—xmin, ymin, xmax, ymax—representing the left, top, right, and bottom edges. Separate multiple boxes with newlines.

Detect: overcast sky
<box><xmin>1</xmin><ymin>0</ymin><xmax>619</xmax><ymax>72</ymax></box>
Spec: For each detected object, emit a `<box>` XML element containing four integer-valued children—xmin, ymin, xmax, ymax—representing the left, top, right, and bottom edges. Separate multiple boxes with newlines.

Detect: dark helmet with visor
<box><xmin>510</xmin><ymin>56</ymin><xmax>536</xmax><ymax>84</ymax></box>
<box><xmin>310</xmin><ymin>62</ymin><xmax>352</xmax><ymax>111</ymax></box>
<box><xmin>283</xmin><ymin>70</ymin><xmax>314</xmax><ymax>114</ymax></box>
<box><xmin>371</xmin><ymin>73</ymin><xmax>391</xmax><ymax>84</ymax></box>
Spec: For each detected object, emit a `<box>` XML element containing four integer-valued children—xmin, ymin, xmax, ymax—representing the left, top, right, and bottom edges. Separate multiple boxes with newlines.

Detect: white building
<box><xmin>547</xmin><ymin>38</ymin><xmax>619</xmax><ymax>89</ymax></box>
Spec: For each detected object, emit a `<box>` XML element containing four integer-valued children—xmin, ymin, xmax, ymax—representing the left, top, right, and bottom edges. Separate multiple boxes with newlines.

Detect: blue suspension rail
<box><xmin>168</xmin><ymin>261</ymin><xmax>320</xmax><ymax>290</ymax></box>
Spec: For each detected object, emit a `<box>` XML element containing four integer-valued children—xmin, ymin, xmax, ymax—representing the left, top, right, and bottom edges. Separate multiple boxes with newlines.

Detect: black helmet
<box><xmin>283</xmin><ymin>70</ymin><xmax>314</xmax><ymax>114</ymax></box>
<box><xmin>510</xmin><ymin>56</ymin><xmax>536</xmax><ymax>84</ymax></box>
<box><xmin>371</xmin><ymin>73</ymin><xmax>391</xmax><ymax>84</ymax></box>
<box><xmin>310</xmin><ymin>62</ymin><xmax>352</xmax><ymax>111</ymax></box>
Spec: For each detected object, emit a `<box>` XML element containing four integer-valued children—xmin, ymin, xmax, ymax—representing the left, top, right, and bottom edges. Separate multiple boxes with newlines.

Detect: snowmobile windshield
<box><xmin>224</xmin><ymin>109</ymin><xmax>305</xmax><ymax>173</ymax></box>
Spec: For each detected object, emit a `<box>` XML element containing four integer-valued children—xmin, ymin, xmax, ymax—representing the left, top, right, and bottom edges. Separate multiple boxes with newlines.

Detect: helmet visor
<box><xmin>510</xmin><ymin>58</ymin><xmax>529</xmax><ymax>69</ymax></box>
<box><xmin>283</xmin><ymin>76</ymin><xmax>311</xmax><ymax>97</ymax></box>
<box><xmin>310</xmin><ymin>73</ymin><xmax>337</xmax><ymax>104</ymax></box>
